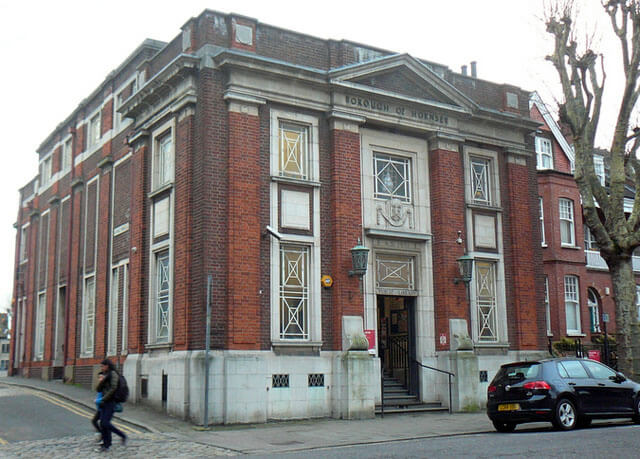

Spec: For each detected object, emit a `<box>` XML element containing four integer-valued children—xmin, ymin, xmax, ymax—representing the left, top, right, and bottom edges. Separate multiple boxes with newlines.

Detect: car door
<box><xmin>582</xmin><ymin>360</ymin><xmax>634</xmax><ymax>413</ymax></box>
<box><xmin>557</xmin><ymin>360</ymin><xmax>594</xmax><ymax>413</ymax></box>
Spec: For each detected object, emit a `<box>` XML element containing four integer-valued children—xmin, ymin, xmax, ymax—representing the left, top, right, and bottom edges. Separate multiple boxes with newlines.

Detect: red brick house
<box><xmin>531</xmin><ymin>92</ymin><xmax>639</xmax><ymax>362</ymax></box>
<box><xmin>10</xmin><ymin>10</ymin><xmax>546</xmax><ymax>423</ymax></box>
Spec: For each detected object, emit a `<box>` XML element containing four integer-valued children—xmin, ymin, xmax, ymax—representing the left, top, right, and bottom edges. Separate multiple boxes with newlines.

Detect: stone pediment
<box><xmin>329</xmin><ymin>54</ymin><xmax>476</xmax><ymax>113</ymax></box>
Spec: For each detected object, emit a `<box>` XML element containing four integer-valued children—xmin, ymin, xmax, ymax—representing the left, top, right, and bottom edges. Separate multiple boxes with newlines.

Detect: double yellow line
<box><xmin>29</xmin><ymin>390</ymin><xmax>143</xmax><ymax>435</ymax></box>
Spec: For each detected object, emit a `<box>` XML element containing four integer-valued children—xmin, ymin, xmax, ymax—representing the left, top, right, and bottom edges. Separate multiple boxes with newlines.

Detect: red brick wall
<box><xmin>429</xmin><ymin>148</ymin><xmax>468</xmax><ymax>350</ymax></box>
<box><xmin>329</xmin><ymin>126</ymin><xmax>364</xmax><ymax>350</ymax></box>
<box><xmin>504</xmin><ymin>159</ymin><xmax>546</xmax><ymax>349</ymax></box>
<box><xmin>94</xmin><ymin>166</ymin><xmax>113</xmax><ymax>358</ymax></box>
<box><xmin>227</xmin><ymin>107</ymin><xmax>261</xmax><ymax>349</ymax></box>
<box><xmin>173</xmin><ymin>112</ymin><xmax>195</xmax><ymax>351</ymax></box>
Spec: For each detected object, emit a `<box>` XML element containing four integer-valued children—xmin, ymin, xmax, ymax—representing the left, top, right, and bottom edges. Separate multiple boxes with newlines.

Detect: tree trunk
<box><xmin>608</xmin><ymin>256</ymin><xmax>640</xmax><ymax>380</ymax></box>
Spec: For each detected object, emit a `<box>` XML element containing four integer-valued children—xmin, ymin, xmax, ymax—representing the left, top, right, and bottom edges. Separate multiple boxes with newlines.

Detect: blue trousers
<box><xmin>99</xmin><ymin>401</ymin><xmax>126</xmax><ymax>448</ymax></box>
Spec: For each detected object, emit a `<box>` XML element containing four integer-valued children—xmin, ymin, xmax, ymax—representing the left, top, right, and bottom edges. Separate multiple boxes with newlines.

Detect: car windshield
<box><xmin>496</xmin><ymin>363</ymin><xmax>540</xmax><ymax>381</ymax></box>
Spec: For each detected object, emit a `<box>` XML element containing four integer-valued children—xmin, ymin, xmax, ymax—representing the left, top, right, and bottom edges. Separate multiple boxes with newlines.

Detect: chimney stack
<box><xmin>470</xmin><ymin>61</ymin><xmax>477</xmax><ymax>78</ymax></box>
<box><xmin>461</xmin><ymin>65</ymin><xmax>467</xmax><ymax>76</ymax></box>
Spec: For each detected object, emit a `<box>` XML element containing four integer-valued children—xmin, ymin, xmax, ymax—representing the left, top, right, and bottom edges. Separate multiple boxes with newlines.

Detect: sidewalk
<box><xmin>0</xmin><ymin>376</ymin><xmax>495</xmax><ymax>455</ymax></box>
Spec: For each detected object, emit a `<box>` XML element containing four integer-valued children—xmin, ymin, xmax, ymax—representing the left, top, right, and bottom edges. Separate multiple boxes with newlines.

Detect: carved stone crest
<box><xmin>377</xmin><ymin>198</ymin><xmax>414</xmax><ymax>229</ymax></box>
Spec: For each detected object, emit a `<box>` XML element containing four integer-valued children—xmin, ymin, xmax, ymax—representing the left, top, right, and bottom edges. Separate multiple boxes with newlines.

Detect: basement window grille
<box><xmin>479</xmin><ymin>370</ymin><xmax>488</xmax><ymax>383</ymax></box>
<box><xmin>272</xmin><ymin>374</ymin><xmax>290</xmax><ymax>388</ymax></box>
<box><xmin>308</xmin><ymin>373</ymin><xmax>324</xmax><ymax>387</ymax></box>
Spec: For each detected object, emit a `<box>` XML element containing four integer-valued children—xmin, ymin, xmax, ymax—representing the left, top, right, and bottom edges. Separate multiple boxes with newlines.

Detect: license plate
<box><xmin>498</xmin><ymin>403</ymin><xmax>520</xmax><ymax>411</ymax></box>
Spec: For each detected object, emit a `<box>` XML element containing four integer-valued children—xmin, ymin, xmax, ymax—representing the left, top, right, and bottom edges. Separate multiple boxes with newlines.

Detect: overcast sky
<box><xmin>0</xmin><ymin>0</ymin><xmax>618</xmax><ymax>313</ymax></box>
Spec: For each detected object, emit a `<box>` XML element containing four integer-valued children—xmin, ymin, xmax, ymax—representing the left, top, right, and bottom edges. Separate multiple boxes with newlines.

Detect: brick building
<box><xmin>10</xmin><ymin>10</ymin><xmax>546</xmax><ymax>423</ymax></box>
<box><xmin>531</xmin><ymin>92</ymin><xmax>640</xmax><ymax>361</ymax></box>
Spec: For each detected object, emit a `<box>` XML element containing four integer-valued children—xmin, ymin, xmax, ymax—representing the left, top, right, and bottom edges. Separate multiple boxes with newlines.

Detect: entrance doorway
<box><xmin>377</xmin><ymin>295</ymin><xmax>418</xmax><ymax>396</ymax></box>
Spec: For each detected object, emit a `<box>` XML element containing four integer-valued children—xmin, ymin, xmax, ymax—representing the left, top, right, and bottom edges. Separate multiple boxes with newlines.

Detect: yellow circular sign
<box><xmin>321</xmin><ymin>275</ymin><xmax>333</xmax><ymax>288</ymax></box>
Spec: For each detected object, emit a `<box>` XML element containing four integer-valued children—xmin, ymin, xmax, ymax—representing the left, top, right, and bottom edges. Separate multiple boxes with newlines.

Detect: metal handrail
<box><xmin>412</xmin><ymin>359</ymin><xmax>455</xmax><ymax>414</ymax></box>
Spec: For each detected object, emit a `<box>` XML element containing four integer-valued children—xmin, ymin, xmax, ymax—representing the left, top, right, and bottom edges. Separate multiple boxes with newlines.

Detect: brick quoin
<box><xmin>429</xmin><ymin>148</ymin><xmax>468</xmax><ymax>351</ymax></box>
<box><xmin>330</xmin><ymin>127</ymin><xmax>363</xmax><ymax>350</ymax></box>
<box><xmin>94</xmin><ymin>165</ymin><xmax>113</xmax><ymax>358</ymax></box>
<box><xmin>227</xmin><ymin>108</ymin><xmax>261</xmax><ymax>349</ymax></box>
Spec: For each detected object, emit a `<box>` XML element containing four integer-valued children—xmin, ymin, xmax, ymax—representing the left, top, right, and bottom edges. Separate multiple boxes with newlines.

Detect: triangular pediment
<box><xmin>329</xmin><ymin>54</ymin><xmax>477</xmax><ymax>113</ymax></box>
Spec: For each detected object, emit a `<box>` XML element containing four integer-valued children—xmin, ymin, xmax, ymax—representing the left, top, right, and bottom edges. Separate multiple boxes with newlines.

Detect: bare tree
<box><xmin>546</xmin><ymin>0</ymin><xmax>640</xmax><ymax>378</ymax></box>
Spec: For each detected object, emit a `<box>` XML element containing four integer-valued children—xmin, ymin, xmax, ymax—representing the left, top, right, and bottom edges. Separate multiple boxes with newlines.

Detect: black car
<box><xmin>487</xmin><ymin>357</ymin><xmax>640</xmax><ymax>432</ymax></box>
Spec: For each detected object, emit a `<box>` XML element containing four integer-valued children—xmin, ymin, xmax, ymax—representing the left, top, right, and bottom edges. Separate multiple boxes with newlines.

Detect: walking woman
<box><xmin>96</xmin><ymin>359</ymin><xmax>127</xmax><ymax>452</ymax></box>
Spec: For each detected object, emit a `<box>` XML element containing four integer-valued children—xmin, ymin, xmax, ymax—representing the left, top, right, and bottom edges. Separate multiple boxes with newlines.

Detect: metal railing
<box><xmin>381</xmin><ymin>336</ymin><xmax>455</xmax><ymax>415</ymax></box>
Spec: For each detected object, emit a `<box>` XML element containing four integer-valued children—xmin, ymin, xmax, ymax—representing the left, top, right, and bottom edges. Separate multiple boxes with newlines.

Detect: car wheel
<box><xmin>492</xmin><ymin>420</ymin><xmax>516</xmax><ymax>433</ymax></box>
<box><xmin>633</xmin><ymin>397</ymin><xmax>640</xmax><ymax>424</ymax></box>
<box><xmin>577</xmin><ymin>416</ymin><xmax>591</xmax><ymax>428</ymax></box>
<box><xmin>553</xmin><ymin>398</ymin><xmax>577</xmax><ymax>431</ymax></box>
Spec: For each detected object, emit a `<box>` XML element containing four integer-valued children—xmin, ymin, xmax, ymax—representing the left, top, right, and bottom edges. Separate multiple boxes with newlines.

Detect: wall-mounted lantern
<box><xmin>453</xmin><ymin>253</ymin><xmax>474</xmax><ymax>284</ymax></box>
<box><xmin>349</xmin><ymin>238</ymin><xmax>369</xmax><ymax>277</ymax></box>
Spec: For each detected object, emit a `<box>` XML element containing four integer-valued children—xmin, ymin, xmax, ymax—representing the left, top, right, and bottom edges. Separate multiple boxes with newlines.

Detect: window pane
<box><xmin>279</xmin><ymin>122</ymin><xmax>308</xmax><ymax>180</ymax></box>
<box><xmin>155</xmin><ymin>251</ymin><xmax>170</xmax><ymax>342</ymax></box>
<box><xmin>559</xmin><ymin>199</ymin><xmax>574</xmax><ymax>245</ymax></box>
<box><xmin>83</xmin><ymin>277</ymin><xmax>95</xmax><ymax>354</ymax></box>
<box><xmin>471</xmin><ymin>157</ymin><xmax>490</xmax><ymax>204</ymax></box>
<box><xmin>559</xmin><ymin>361</ymin><xmax>589</xmax><ymax>379</ymax></box>
<box><xmin>374</xmin><ymin>153</ymin><xmax>411</xmax><ymax>202</ymax></box>
<box><xmin>280</xmin><ymin>245</ymin><xmax>309</xmax><ymax>340</ymax></box>
<box><xmin>476</xmin><ymin>261</ymin><xmax>497</xmax><ymax>342</ymax></box>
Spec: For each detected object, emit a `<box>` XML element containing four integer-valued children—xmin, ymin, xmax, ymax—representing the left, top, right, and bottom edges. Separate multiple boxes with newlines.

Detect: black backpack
<box><xmin>113</xmin><ymin>372</ymin><xmax>129</xmax><ymax>403</ymax></box>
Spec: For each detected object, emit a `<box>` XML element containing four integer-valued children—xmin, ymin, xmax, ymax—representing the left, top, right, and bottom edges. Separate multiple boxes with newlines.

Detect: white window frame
<box><xmin>636</xmin><ymin>285</ymin><xmax>640</xmax><ymax>322</ymax></box>
<box><xmin>465</xmin><ymin>147</ymin><xmax>500</xmax><ymax>208</ymax></box>
<box><xmin>151</xmin><ymin>120</ymin><xmax>175</xmax><ymax>191</ymax></box>
<box><xmin>269</xmin><ymin>110</ymin><xmax>321</xmax><ymax>344</ymax></box>
<box><xmin>34</xmin><ymin>292</ymin><xmax>46</xmax><ymax>360</ymax></box>
<box><xmin>19</xmin><ymin>223</ymin><xmax>29</xmax><ymax>263</ymax></box>
<box><xmin>473</xmin><ymin>259</ymin><xmax>499</xmax><ymax>343</ymax></box>
<box><xmin>114</xmin><ymin>76</ymin><xmax>137</xmax><ymax>133</ymax></box>
<box><xmin>374</xmin><ymin>153</ymin><xmax>412</xmax><ymax>203</ymax></box>
<box><xmin>539</xmin><ymin>197</ymin><xmax>546</xmax><ymax>246</ymax></box>
<box><xmin>564</xmin><ymin>275</ymin><xmax>581</xmax><ymax>335</ymax></box>
<box><xmin>121</xmin><ymin>263</ymin><xmax>129</xmax><ymax>353</ymax></box>
<box><xmin>151</xmin><ymin>249</ymin><xmax>171</xmax><ymax>344</ymax></box>
<box><xmin>107</xmin><ymin>267</ymin><xmax>119</xmax><ymax>356</ymax></box>
<box><xmin>61</xmin><ymin>137</ymin><xmax>73</xmax><ymax>173</ymax></box>
<box><xmin>594</xmin><ymin>155</ymin><xmax>605</xmax><ymax>186</ymax></box>
<box><xmin>40</xmin><ymin>155</ymin><xmax>53</xmax><ymax>189</ymax></box>
<box><xmin>587</xmin><ymin>288</ymin><xmax>601</xmax><ymax>333</ymax></box>
<box><xmin>535</xmin><ymin>136</ymin><xmax>553</xmax><ymax>170</ymax></box>
<box><xmin>81</xmin><ymin>275</ymin><xmax>96</xmax><ymax>356</ymax></box>
<box><xmin>88</xmin><ymin>111</ymin><xmax>101</xmax><ymax>148</ymax></box>
<box><xmin>545</xmin><ymin>277</ymin><xmax>552</xmax><ymax>336</ymax></box>
<box><xmin>559</xmin><ymin>198</ymin><xmax>575</xmax><ymax>247</ymax></box>
<box><xmin>584</xmin><ymin>226</ymin><xmax>598</xmax><ymax>250</ymax></box>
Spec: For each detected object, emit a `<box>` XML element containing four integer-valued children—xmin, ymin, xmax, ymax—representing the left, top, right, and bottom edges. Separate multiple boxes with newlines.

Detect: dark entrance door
<box><xmin>377</xmin><ymin>295</ymin><xmax>418</xmax><ymax>396</ymax></box>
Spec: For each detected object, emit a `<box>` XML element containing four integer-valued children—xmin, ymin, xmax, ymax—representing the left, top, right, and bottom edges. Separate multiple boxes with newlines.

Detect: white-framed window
<box><xmin>121</xmin><ymin>263</ymin><xmax>129</xmax><ymax>353</ymax></box>
<box><xmin>475</xmin><ymin>260</ymin><xmax>498</xmax><ymax>342</ymax></box>
<box><xmin>470</xmin><ymin>156</ymin><xmax>492</xmax><ymax>205</ymax></box>
<box><xmin>539</xmin><ymin>197</ymin><xmax>546</xmax><ymax>246</ymax></box>
<box><xmin>19</xmin><ymin>224</ymin><xmax>29</xmax><ymax>263</ymax></box>
<box><xmin>34</xmin><ymin>292</ymin><xmax>46</xmax><ymax>360</ymax></box>
<box><xmin>40</xmin><ymin>155</ymin><xmax>52</xmax><ymax>188</ymax></box>
<box><xmin>564</xmin><ymin>275</ymin><xmax>581</xmax><ymax>334</ymax></box>
<box><xmin>107</xmin><ymin>267</ymin><xmax>119</xmax><ymax>356</ymax></box>
<box><xmin>587</xmin><ymin>288</ymin><xmax>601</xmax><ymax>333</ymax></box>
<box><xmin>269</xmin><ymin>110</ymin><xmax>320</xmax><ymax>344</ymax></box>
<box><xmin>152</xmin><ymin>250</ymin><xmax>171</xmax><ymax>344</ymax></box>
<box><xmin>594</xmin><ymin>155</ymin><xmax>605</xmax><ymax>186</ymax></box>
<box><xmin>81</xmin><ymin>275</ymin><xmax>96</xmax><ymax>355</ymax></box>
<box><xmin>535</xmin><ymin>136</ymin><xmax>553</xmax><ymax>170</ymax></box>
<box><xmin>374</xmin><ymin>153</ymin><xmax>412</xmax><ymax>202</ymax></box>
<box><xmin>88</xmin><ymin>112</ymin><xmax>101</xmax><ymax>147</ymax></box>
<box><xmin>545</xmin><ymin>276</ymin><xmax>551</xmax><ymax>336</ymax></box>
<box><xmin>152</xmin><ymin>127</ymin><xmax>174</xmax><ymax>190</ymax></box>
<box><xmin>279</xmin><ymin>244</ymin><xmax>309</xmax><ymax>340</ymax></box>
<box><xmin>278</xmin><ymin>121</ymin><xmax>310</xmax><ymax>180</ymax></box>
<box><xmin>636</xmin><ymin>284</ymin><xmax>640</xmax><ymax>322</ymax></box>
<box><xmin>559</xmin><ymin>198</ymin><xmax>575</xmax><ymax>246</ymax></box>
<box><xmin>584</xmin><ymin>226</ymin><xmax>598</xmax><ymax>250</ymax></box>
<box><xmin>114</xmin><ymin>78</ymin><xmax>137</xmax><ymax>132</ymax></box>
<box><xmin>61</xmin><ymin>138</ymin><xmax>72</xmax><ymax>173</ymax></box>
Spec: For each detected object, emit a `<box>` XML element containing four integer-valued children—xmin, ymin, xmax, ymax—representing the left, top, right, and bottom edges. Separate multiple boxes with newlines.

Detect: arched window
<box><xmin>587</xmin><ymin>288</ymin><xmax>601</xmax><ymax>333</ymax></box>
